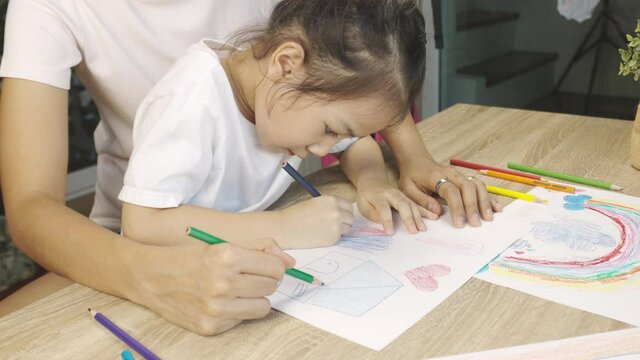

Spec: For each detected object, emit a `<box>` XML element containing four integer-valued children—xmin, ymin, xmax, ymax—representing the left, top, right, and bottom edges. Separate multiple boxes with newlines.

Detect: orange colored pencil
<box><xmin>477</xmin><ymin>169</ymin><xmax>576</xmax><ymax>194</ymax></box>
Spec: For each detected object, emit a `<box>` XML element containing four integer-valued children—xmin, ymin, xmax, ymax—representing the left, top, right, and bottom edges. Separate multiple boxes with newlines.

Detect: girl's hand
<box><xmin>129</xmin><ymin>238</ymin><xmax>294</xmax><ymax>335</ymax></box>
<box><xmin>397</xmin><ymin>158</ymin><xmax>502</xmax><ymax>228</ymax></box>
<box><xmin>276</xmin><ymin>195</ymin><xmax>354</xmax><ymax>249</ymax></box>
<box><xmin>356</xmin><ymin>177</ymin><xmax>438</xmax><ymax>235</ymax></box>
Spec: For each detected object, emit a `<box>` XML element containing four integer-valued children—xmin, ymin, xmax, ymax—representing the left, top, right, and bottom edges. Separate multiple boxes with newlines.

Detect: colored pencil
<box><xmin>282</xmin><ymin>161</ymin><xmax>321</xmax><ymax>197</ymax></box>
<box><xmin>507</xmin><ymin>163</ymin><xmax>622</xmax><ymax>191</ymax></box>
<box><xmin>486</xmin><ymin>185</ymin><xmax>547</xmax><ymax>203</ymax></box>
<box><xmin>477</xmin><ymin>169</ymin><xmax>576</xmax><ymax>193</ymax></box>
<box><xmin>450</xmin><ymin>159</ymin><xmax>545</xmax><ymax>181</ymax></box>
<box><xmin>186</xmin><ymin>226</ymin><xmax>324</xmax><ymax>285</ymax></box>
<box><xmin>121</xmin><ymin>350</ymin><xmax>135</xmax><ymax>360</ymax></box>
<box><xmin>89</xmin><ymin>309</ymin><xmax>161</xmax><ymax>360</ymax></box>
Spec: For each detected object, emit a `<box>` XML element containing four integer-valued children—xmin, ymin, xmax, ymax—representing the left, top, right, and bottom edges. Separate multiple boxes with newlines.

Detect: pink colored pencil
<box><xmin>449</xmin><ymin>159</ymin><xmax>545</xmax><ymax>181</ymax></box>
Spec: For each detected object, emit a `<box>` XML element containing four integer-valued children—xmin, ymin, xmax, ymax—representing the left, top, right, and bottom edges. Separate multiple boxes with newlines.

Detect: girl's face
<box><xmin>253</xmin><ymin>94</ymin><xmax>395</xmax><ymax>158</ymax></box>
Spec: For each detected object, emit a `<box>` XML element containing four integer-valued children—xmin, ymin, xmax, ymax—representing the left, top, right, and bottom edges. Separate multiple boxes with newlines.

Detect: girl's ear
<box><xmin>267</xmin><ymin>41</ymin><xmax>305</xmax><ymax>80</ymax></box>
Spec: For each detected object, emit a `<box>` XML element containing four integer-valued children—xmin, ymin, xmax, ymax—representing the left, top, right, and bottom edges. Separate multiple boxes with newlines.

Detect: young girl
<box><xmin>118</xmin><ymin>0</ymin><xmax>436</xmax><ymax>249</ymax></box>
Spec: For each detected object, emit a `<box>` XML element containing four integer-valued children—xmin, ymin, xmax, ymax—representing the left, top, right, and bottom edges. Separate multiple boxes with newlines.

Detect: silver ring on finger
<box><xmin>434</xmin><ymin>178</ymin><xmax>452</xmax><ymax>196</ymax></box>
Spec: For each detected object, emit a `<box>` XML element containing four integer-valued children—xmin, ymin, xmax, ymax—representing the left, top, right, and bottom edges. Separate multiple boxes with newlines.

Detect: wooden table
<box><xmin>1</xmin><ymin>104</ymin><xmax>638</xmax><ymax>359</ymax></box>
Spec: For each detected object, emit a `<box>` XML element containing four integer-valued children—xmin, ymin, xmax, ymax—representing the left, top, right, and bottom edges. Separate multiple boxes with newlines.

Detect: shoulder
<box><xmin>146</xmin><ymin>40</ymin><xmax>227</xmax><ymax>100</ymax></box>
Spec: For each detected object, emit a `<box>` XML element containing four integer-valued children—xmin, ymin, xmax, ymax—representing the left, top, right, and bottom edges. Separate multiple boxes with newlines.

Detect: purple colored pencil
<box><xmin>89</xmin><ymin>308</ymin><xmax>161</xmax><ymax>360</ymax></box>
<box><xmin>282</xmin><ymin>161</ymin><xmax>321</xmax><ymax>197</ymax></box>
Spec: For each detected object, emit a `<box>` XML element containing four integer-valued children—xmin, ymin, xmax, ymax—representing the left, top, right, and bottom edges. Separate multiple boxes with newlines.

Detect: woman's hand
<box><xmin>356</xmin><ymin>177</ymin><xmax>437</xmax><ymax>235</ymax></box>
<box><xmin>397</xmin><ymin>157</ymin><xmax>502</xmax><ymax>228</ymax></box>
<box><xmin>129</xmin><ymin>238</ymin><xmax>294</xmax><ymax>335</ymax></box>
<box><xmin>276</xmin><ymin>195</ymin><xmax>354</xmax><ymax>249</ymax></box>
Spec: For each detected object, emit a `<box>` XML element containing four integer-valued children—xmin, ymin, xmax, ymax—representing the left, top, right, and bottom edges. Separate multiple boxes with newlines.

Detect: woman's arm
<box><xmin>0</xmin><ymin>78</ymin><xmax>293</xmax><ymax>334</ymax></box>
<box><xmin>380</xmin><ymin>112</ymin><xmax>500</xmax><ymax>228</ymax></box>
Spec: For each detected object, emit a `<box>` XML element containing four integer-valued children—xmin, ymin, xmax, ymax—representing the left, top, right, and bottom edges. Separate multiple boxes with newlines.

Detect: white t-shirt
<box><xmin>119</xmin><ymin>40</ymin><xmax>358</xmax><ymax>212</ymax></box>
<box><xmin>0</xmin><ymin>0</ymin><xmax>278</xmax><ymax>228</ymax></box>
<box><xmin>119</xmin><ymin>40</ymin><xmax>303</xmax><ymax>212</ymax></box>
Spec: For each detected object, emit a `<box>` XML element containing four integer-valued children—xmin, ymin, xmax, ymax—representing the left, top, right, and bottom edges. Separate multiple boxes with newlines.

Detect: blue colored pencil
<box><xmin>89</xmin><ymin>308</ymin><xmax>161</xmax><ymax>360</ymax></box>
<box><xmin>121</xmin><ymin>349</ymin><xmax>135</xmax><ymax>360</ymax></box>
<box><xmin>281</xmin><ymin>161</ymin><xmax>321</xmax><ymax>197</ymax></box>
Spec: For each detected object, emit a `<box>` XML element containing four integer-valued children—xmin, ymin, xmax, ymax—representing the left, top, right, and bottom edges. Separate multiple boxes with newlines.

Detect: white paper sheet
<box><xmin>269</xmin><ymin>206</ymin><xmax>530</xmax><ymax>350</ymax></box>
<box><xmin>432</xmin><ymin>327</ymin><xmax>640</xmax><ymax>360</ymax></box>
<box><xmin>476</xmin><ymin>187</ymin><xmax>640</xmax><ymax>326</ymax></box>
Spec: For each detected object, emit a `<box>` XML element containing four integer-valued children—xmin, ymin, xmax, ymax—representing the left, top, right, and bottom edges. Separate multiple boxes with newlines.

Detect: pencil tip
<box><xmin>611</xmin><ymin>185</ymin><xmax>623</xmax><ymax>191</ymax></box>
<box><xmin>313</xmin><ymin>279</ymin><xmax>325</xmax><ymax>286</ymax></box>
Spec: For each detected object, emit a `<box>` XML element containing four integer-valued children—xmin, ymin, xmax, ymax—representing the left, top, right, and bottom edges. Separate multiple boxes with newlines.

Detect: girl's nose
<box><xmin>307</xmin><ymin>137</ymin><xmax>341</xmax><ymax>157</ymax></box>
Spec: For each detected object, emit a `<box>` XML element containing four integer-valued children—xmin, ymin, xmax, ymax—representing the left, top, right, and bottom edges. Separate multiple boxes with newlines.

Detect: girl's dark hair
<box><xmin>236</xmin><ymin>0</ymin><xmax>426</xmax><ymax>125</ymax></box>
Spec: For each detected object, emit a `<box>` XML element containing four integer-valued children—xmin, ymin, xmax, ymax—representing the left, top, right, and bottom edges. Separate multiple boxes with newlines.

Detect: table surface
<box><xmin>1</xmin><ymin>104</ymin><xmax>638</xmax><ymax>359</ymax></box>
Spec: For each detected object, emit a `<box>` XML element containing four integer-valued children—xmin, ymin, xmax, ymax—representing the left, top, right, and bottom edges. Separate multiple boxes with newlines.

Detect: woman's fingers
<box><xmin>435</xmin><ymin>179</ymin><xmax>466</xmax><ymax>228</ymax></box>
<box><xmin>468</xmin><ymin>176</ymin><xmax>495</xmax><ymax>221</ymax></box>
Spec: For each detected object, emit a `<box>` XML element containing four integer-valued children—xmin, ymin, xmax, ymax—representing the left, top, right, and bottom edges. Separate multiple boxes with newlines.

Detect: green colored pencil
<box><xmin>186</xmin><ymin>227</ymin><xmax>324</xmax><ymax>285</ymax></box>
<box><xmin>507</xmin><ymin>163</ymin><xmax>622</xmax><ymax>191</ymax></box>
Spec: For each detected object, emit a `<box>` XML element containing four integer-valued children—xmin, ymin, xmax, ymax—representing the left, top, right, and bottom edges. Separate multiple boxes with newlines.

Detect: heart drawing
<box><xmin>404</xmin><ymin>264</ymin><xmax>451</xmax><ymax>292</ymax></box>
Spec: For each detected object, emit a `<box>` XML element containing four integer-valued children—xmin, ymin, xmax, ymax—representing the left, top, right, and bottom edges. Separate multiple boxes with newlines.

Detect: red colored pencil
<box><xmin>449</xmin><ymin>159</ymin><xmax>545</xmax><ymax>181</ymax></box>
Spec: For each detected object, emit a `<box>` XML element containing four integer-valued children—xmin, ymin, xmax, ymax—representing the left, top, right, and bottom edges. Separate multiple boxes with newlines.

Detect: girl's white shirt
<box><xmin>119</xmin><ymin>40</ymin><xmax>357</xmax><ymax>212</ymax></box>
<box><xmin>120</xmin><ymin>39</ymin><xmax>297</xmax><ymax>212</ymax></box>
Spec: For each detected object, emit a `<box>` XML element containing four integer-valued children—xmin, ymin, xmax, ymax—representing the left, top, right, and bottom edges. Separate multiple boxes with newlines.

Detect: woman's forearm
<box><xmin>6</xmin><ymin>196</ymin><xmax>137</xmax><ymax>299</ymax></box>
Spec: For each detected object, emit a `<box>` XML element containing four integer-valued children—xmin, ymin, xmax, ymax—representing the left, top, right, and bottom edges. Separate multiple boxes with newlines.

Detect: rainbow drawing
<box><xmin>487</xmin><ymin>195</ymin><xmax>640</xmax><ymax>289</ymax></box>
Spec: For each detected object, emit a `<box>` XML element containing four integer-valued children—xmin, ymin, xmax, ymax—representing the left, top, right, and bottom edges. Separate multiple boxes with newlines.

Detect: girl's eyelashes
<box><xmin>325</xmin><ymin>125</ymin><xmax>339</xmax><ymax>138</ymax></box>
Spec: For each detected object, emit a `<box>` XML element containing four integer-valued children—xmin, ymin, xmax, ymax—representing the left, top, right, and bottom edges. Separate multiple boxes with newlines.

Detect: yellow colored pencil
<box><xmin>478</xmin><ymin>169</ymin><xmax>576</xmax><ymax>194</ymax></box>
<box><xmin>486</xmin><ymin>185</ymin><xmax>547</xmax><ymax>203</ymax></box>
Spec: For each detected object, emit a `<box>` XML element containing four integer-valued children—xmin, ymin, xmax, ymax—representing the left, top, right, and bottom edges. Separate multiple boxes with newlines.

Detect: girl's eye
<box><xmin>325</xmin><ymin>125</ymin><xmax>339</xmax><ymax>138</ymax></box>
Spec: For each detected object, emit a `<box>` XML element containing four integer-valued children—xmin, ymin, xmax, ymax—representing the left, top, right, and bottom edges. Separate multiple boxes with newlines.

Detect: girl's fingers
<box><xmin>419</xmin><ymin>205</ymin><xmax>439</xmax><ymax>220</ymax></box>
<box><xmin>410</xmin><ymin>203</ymin><xmax>427</xmax><ymax>231</ymax></box>
<box><xmin>372</xmin><ymin>200</ymin><xmax>394</xmax><ymax>235</ymax></box>
<box><xmin>490</xmin><ymin>197</ymin><xmax>503</xmax><ymax>212</ymax></box>
<box><xmin>358</xmin><ymin>202</ymin><xmax>380</xmax><ymax>223</ymax></box>
<box><xmin>389</xmin><ymin>198</ymin><xmax>418</xmax><ymax>234</ymax></box>
<box><xmin>401</xmin><ymin>180</ymin><xmax>443</xmax><ymax>216</ymax></box>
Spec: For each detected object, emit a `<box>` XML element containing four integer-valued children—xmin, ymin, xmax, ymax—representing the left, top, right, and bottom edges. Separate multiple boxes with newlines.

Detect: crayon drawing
<box><xmin>277</xmin><ymin>252</ymin><xmax>401</xmax><ymax>316</ymax></box>
<box><xmin>417</xmin><ymin>237</ymin><xmax>484</xmax><ymax>255</ymax></box>
<box><xmin>337</xmin><ymin>214</ymin><xmax>393</xmax><ymax>252</ymax></box>
<box><xmin>477</xmin><ymin>188</ymin><xmax>640</xmax><ymax>326</ymax></box>
<box><xmin>404</xmin><ymin>264</ymin><xmax>451</xmax><ymax>292</ymax></box>
<box><xmin>270</xmin><ymin>204</ymin><xmax>530</xmax><ymax>350</ymax></box>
